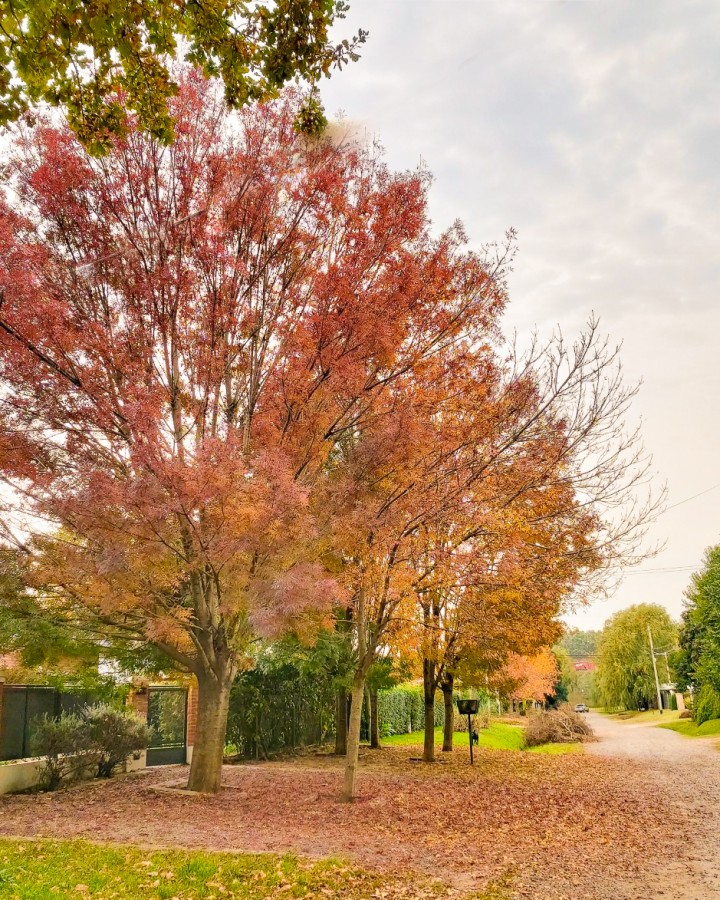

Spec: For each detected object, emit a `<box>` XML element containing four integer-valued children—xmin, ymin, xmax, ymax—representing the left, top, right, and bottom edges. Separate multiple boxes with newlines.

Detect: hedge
<box><xmin>377</xmin><ymin>686</ymin><xmax>444</xmax><ymax>735</ymax></box>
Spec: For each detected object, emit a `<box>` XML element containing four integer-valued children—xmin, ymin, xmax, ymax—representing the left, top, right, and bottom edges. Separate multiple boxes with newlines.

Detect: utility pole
<box><xmin>647</xmin><ymin>625</ymin><xmax>663</xmax><ymax>714</ymax></box>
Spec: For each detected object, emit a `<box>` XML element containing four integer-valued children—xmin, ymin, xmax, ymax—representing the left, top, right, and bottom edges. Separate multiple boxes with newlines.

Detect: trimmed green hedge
<box><xmin>377</xmin><ymin>686</ymin><xmax>444</xmax><ymax>736</ymax></box>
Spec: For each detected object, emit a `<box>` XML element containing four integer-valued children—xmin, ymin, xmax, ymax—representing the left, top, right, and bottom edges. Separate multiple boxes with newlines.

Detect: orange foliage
<box><xmin>499</xmin><ymin>649</ymin><xmax>560</xmax><ymax>703</ymax></box>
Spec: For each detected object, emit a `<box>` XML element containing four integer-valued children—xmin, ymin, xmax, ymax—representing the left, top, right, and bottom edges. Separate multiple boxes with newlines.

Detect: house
<box><xmin>573</xmin><ymin>660</ymin><xmax>596</xmax><ymax>672</ymax></box>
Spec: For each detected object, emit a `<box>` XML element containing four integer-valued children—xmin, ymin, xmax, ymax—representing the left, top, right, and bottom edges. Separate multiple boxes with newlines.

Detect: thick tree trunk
<box><xmin>342</xmin><ymin>677</ymin><xmax>366</xmax><ymax>801</ymax></box>
<box><xmin>422</xmin><ymin>657</ymin><xmax>436</xmax><ymax>763</ymax></box>
<box><xmin>187</xmin><ymin>672</ymin><xmax>232</xmax><ymax>793</ymax></box>
<box><xmin>335</xmin><ymin>688</ymin><xmax>348</xmax><ymax>755</ymax></box>
<box><xmin>442</xmin><ymin>673</ymin><xmax>454</xmax><ymax>752</ymax></box>
<box><xmin>369</xmin><ymin>687</ymin><xmax>380</xmax><ymax>749</ymax></box>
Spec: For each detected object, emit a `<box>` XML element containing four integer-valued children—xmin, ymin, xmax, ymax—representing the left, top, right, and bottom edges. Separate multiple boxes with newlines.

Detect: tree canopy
<box><xmin>0</xmin><ymin>70</ymin><xmax>661</xmax><ymax>796</ymax></box>
<box><xmin>0</xmin><ymin>74</ymin><xmax>534</xmax><ymax>792</ymax></box>
<box><xmin>675</xmin><ymin>545</ymin><xmax>720</xmax><ymax>722</ymax></box>
<box><xmin>559</xmin><ymin>629</ymin><xmax>601</xmax><ymax>659</ymax></box>
<box><xmin>596</xmin><ymin>604</ymin><xmax>677</xmax><ymax>711</ymax></box>
<box><xmin>0</xmin><ymin>0</ymin><xmax>365</xmax><ymax>154</ymax></box>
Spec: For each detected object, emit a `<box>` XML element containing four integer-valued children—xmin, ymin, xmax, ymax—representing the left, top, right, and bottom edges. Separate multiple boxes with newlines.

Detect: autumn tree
<box><xmin>0</xmin><ymin>75</ymin><xmax>480</xmax><ymax>792</ymax></box>
<box><xmin>329</xmin><ymin>303</ymin><xmax>661</xmax><ymax>793</ymax></box>
<box><xmin>498</xmin><ymin>649</ymin><xmax>559</xmax><ymax>707</ymax></box>
<box><xmin>0</xmin><ymin>0</ymin><xmax>366</xmax><ymax>153</ymax></box>
<box><xmin>404</xmin><ymin>315</ymin><xmax>663</xmax><ymax>762</ymax></box>
<box><xmin>416</xmin><ymin>525</ymin><xmax>575</xmax><ymax>760</ymax></box>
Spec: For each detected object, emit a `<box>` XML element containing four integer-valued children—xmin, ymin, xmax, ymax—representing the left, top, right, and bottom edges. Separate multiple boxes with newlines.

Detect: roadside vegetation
<box><xmin>383</xmin><ymin>717</ymin><xmax>586</xmax><ymax>755</ymax></box>
<box><xmin>658</xmin><ymin>718</ymin><xmax>720</xmax><ymax>738</ymax></box>
<box><xmin>0</xmin><ymin>839</ymin><xmax>459</xmax><ymax>900</ymax></box>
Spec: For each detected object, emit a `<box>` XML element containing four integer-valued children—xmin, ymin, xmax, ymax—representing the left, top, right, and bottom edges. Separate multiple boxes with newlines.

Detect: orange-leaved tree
<box><xmin>0</xmin><ymin>73</ymin><xmax>494</xmax><ymax>792</ymax></box>
<box><xmin>498</xmin><ymin>649</ymin><xmax>560</xmax><ymax>707</ymax></box>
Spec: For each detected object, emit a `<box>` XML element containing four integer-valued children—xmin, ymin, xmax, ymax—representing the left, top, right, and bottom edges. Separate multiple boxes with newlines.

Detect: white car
<box><xmin>574</xmin><ymin>703</ymin><xmax>589</xmax><ymax>713</ymax></box>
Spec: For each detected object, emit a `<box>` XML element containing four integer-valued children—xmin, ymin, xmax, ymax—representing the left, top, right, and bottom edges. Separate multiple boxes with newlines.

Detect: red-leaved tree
<box><xmin>0</xmin><ymin>73</ymin><xmax>512</xmax><ymax>792</ymax></box>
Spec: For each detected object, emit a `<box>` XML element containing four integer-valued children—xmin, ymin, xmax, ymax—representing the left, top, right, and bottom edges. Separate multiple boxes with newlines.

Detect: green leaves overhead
<box><xmin>0</xmin><ymin>0</ymin><xmax>366</xmax><ymax>154</ymax></box>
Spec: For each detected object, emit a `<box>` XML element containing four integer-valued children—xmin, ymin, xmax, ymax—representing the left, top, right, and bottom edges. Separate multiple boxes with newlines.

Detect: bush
<box><xmin>523</xmin><ymin>708</ymin><xmax>594</xmax><ymax>747</ymax></box>
<box><xmin>31</xmin><ymin>713</ymin><xmax>93</xmax><ymax>790</ymax></box>
<box><xmin>30</xmin><ymin>705</ymin><xmax>151</xmax><ymax>789</ymax></box>
<box><xmin>377</xmin><ymin>686</ymin><xmax>443</xmax><ymax>735</ymax></box>
<box><xmin>679</xmin><ymin>709</ymin><xmax>693</xmax><ymax>719</ymax></box>
<box><xmin>83</xmin><ymin>705</ymin><xmax>151</xmax><ymax>778</ymax></box>
<box><xmin>694</xmin><ymin>683</ymin><xmax>720</xmax><ymax>725</ymax></box>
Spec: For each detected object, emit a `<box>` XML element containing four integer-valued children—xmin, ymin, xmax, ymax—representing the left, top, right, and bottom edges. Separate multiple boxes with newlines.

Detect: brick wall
<box><xmin>127</xmin><ymin>680</ymin><xmax>149</xmax><ymax>720</ymax></box>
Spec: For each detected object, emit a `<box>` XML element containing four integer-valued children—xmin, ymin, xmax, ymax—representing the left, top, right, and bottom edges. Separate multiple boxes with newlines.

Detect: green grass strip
<box><xmin>382</xmin><ymin>723</ymin><xmax>580</xmax><ymax>754</ymax></box>
<box><xmin>658</xmin><ymin>717</ymin><xmax>720</xmax><ymax>737</ymax></box>
<box><xmin>0</xmin><ymin>838</ymin><xmax>428</xmax><ymax>899</ymax></box>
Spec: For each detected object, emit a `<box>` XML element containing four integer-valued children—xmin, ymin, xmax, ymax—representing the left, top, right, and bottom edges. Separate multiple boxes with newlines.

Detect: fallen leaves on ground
<box><xmin>0</xmin><ymin>746</ymin><xmax>695</xmax><ymax>899</ymax></box>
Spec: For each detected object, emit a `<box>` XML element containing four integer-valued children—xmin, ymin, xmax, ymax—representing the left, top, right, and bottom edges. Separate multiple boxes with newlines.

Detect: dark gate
<box><xmin>146</xmin><ymin>686</ymin><xmax>187</xmax><ymax>766</ymax></box>
<box><xmin>0</xmin><ymin>685</ymin><xmax>57</xmax><ymax>761</ymax></box>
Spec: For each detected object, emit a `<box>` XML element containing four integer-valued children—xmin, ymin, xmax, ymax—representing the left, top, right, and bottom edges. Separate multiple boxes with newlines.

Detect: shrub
<box><xmin>694</xmin><ymin>683</ymin><xmax>720</xmax><ymax>725</ymax></box>
<box><xmin>83</xmin><ymin>705</ymin><xmax>151</xmax><ymax>778</ymax></box>
<box><xmin>523</xmin><ymin>708</ymin><xmax>594</xmax><ymax>747</ymax></box>
<box><xmin>377</xmin><ymin>686</ymin><xmax>444</xmax><ymax>735</ymax></box>
<box><xmin>30</xmin><ymin>705</ymin><xmax>151</xmax><ymax>789</ymax></box>
<box><xmin>679</xmin><ymin>709</ymin><xmax>692</xmax><ymax>719</ymax></box>
<box><xmin>30</xmin><ymin>713</ymin><xmax>94</xmax><ymax>790</ymax></box>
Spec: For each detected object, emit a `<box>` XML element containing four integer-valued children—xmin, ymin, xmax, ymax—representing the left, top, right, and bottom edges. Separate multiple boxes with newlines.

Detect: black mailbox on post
<box><xmin>456</xmin><ymin>698</ymin><xmax>479</xmax><ymax>715</ymax></box>
<box><xmin>456</xmin><ymin>698</ymin><xmax>480</xmax><ymax>764</ymax></box>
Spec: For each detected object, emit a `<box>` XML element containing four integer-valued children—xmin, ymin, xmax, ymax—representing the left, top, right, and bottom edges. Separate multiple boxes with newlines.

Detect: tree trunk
<box><xmin>369</xmin><ymin>687</ymin><xmax>380</xmax><ymax>749</ymax></box>
<box><xmin>442</xmin><ymin>674</ymin><xmax>454</xmax><ymax>752</ymax></box>
<box><xmin>335</xmin><ymin>688</ymin><xmax>348</xmax><ymax>755</ymax></box>
<box><xmin>364</xmin><ymin>685</ymin><xmax>372</xmax><ymax>743</ymax></box>
<box><xmin>342</xmin><ymin>677</ymin><xmax>366</xmax><ymax>801</ymax></box>
<box><xmin>422</xmin><ymin>657</ymin><xmax>436</xmax><ymax>763</ymax></box>
<box><xmin>186</xmin><ymin>672</ymin><xmax>232</xmax><ymax>793</ymax></box>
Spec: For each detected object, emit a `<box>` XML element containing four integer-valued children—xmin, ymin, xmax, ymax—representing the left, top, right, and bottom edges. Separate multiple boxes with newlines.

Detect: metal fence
<box><xmin>0</xmin><ymin>684</ymin><xmax>100</xmax><ymax>761</ymax></box>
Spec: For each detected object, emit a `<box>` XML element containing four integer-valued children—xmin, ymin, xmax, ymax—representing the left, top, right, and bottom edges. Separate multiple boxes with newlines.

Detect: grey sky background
<box><xmin>322</xmin><ymin>0</ymin><xmax>720</xmax><ymax>631</ymax></box>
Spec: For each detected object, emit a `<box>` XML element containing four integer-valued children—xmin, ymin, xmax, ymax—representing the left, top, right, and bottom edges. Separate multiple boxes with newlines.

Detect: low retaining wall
<box><xmin>0</xmin><ymin>751</ymin><xmax>149</xmax><ymax>795</ymax></box>
<box><xmin>0</xmin><ymin>757</ymin><xmax>47</xmax><ymax>794</ymax></box>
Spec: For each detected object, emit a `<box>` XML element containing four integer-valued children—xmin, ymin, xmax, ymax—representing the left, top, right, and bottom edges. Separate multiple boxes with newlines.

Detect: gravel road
<box><xmin>587</xmin><ymin>712</ymin><xmax>720</xmax><ymax>899</ymax></box>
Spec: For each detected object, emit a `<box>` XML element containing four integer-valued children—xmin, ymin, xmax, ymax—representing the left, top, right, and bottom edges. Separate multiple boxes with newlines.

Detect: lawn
<box><xmin>382</xmin><ymin>723</ymin><xmax>580</xmax><ymax>754</ymax></box>
<box><xmin>605</xmin><ymin>709</ymin><xmax>682</xmax><ymax>724</ymax></box>
<box><xmin>657</xmin><ymin>717</ymin><xmax>720</xmax><ymax>738</ymax></box>
<box><xmin>0</xmin><ymin>838</ymin><xmax>456</xmax><ymax>900</ymax></box>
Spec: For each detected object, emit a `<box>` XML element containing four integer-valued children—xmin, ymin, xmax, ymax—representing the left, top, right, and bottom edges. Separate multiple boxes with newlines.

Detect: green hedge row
<box><xmin>377</xmin><ymin>686</ymin><xmax>445</xmax><ymax>735</ymax></box>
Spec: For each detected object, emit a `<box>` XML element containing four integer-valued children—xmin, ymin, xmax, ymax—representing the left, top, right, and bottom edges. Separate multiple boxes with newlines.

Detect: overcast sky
<box><xmin>322</xmin><ymin>0</ymin><xmax>720</xmax><ymax>631</ymax></box>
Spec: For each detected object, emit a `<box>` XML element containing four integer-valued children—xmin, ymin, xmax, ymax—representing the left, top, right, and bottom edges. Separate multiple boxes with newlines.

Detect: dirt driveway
<box><xmin>586</xmin><ymin>711</ymin><xmax>720</xmax><ymax>899</ymax></box>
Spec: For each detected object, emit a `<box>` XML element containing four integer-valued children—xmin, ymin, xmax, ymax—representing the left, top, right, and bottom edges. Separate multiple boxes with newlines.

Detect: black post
<box><xmin>468</xmin><ymin>712</ymin><xmax>473</xmax><ymax>765</ymax></box>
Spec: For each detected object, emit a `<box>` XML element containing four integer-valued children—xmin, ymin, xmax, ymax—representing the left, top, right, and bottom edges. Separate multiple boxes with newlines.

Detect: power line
<box><xmin>663</xmin><ymin>483</ymin><xmax>720</xmax><ymax>512</ymax></box>
<box><xmin>623</xmin><ymin>565</ymin><xmax>696</xmax><ymax>576</ymax></box>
